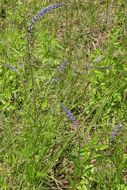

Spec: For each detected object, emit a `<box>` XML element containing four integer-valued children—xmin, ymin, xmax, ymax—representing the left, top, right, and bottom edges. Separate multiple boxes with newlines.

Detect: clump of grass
<box><xmin>1</xmin><ymin>1</ymin><xmax>127</xmax><ymax>190</ymax></box>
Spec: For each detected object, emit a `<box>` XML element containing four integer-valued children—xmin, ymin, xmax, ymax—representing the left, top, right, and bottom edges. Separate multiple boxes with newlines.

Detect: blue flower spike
<box><xmin>28</xmin><ymin>4</ymin><xmax>64</xmax><ymax>33</ymax></box>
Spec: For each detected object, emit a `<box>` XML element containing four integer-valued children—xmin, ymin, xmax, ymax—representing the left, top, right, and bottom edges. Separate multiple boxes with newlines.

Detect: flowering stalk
<box><xmin>60</xmin><ymin>102</ymin><xmax>81</xmax><ymax>177</ymax></box>
<box><xmin>3</xmin><ymin>64</ymin><xmax>17</xmax><ymax>72</ymax></box>
<box><xmin>26</xmin><ymin>4</ymin><xmax>64</xmax><ymax>126</ymax></box>
<box><xmin>28</xmin><ymin>4</ymin><xmax>64</xmax><ymax>33</ymax></box>
<box><xmin>60</xmin><ymin>102</ymin><xmax>77</xmax><ymax>124</ymax></box>
<box><xmin>111</xmin><ymin>123</ymin><xmax>121</xmax><ymax>139</ymax></box>
<box><xmin>56</xmin><ymin>61</ymin><xmax>69</xmax><ymax>73</ymax></box>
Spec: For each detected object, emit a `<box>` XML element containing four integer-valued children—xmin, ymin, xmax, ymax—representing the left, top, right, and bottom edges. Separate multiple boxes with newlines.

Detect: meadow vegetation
<box><xmin>1</xmin><ymin>0</ymin><xmax>127</xmax><ymax>189</ymax></box>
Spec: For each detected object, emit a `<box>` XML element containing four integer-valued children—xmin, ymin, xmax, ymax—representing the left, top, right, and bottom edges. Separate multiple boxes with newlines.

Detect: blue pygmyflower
<box><xmin>28</xmin><ymin>4</ymin><xmax>64</xmax><ymax>33</ymax></box>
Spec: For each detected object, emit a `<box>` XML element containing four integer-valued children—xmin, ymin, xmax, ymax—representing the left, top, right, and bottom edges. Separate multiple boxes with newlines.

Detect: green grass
<box><xmin>1</xmin><ymin>0</ymin><xmax>127</xmax><ymax>189</ymax></box>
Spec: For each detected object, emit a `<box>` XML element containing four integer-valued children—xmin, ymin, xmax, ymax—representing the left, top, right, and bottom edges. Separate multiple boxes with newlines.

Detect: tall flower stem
<box><xmin>27</xmin><ymin>33</ymin><xmax>38</xmax><ymax>126</ymax></box>
<box><xmin>60</xmin><ymin>102</ymin><xmax>81</xmax><ymax>181</ymax></box>
<box><xmin>27</xmin><ymin>4</ymin><xmax>64</xmax><ymax>126</ymax></box>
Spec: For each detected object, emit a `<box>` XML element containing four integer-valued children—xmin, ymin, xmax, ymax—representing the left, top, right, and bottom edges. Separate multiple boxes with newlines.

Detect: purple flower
<box><xmin>3</xmin><ymin>64</ymin><xmax>17</xmax><ymax>72</ymax></box>
<box><xmin>111</xmin><ymin>123</ymin><xmax>121</xmax><ymax>139</ymax></box>
<box><xmin>50</xmin><ymin>77</ymin><xmax>60</xmax><ymax>83</ymax></box>
<box><xmin>60</xmin><ymin>102</ymin><xmax>76</xmax><ymax>123</ymax></box>
<box><xmin>56</xmin><ymin>61</ymin><xmax>69</xmax><ymax>73</ymax></box>
<box><xmin>28</xmin><ymin>4</ymin><xmax>64</xmax><ymax>33</ymax></box>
